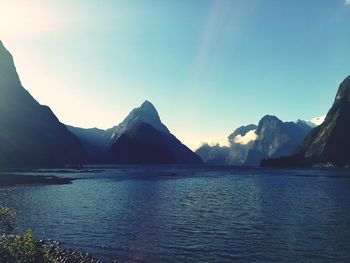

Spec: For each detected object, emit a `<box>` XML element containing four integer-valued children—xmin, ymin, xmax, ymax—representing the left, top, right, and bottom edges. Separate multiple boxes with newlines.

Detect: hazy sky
<box><xmin>1</xmin><ymin>0</ymin><xmax>350</xmax><ymax>149</ymax></box>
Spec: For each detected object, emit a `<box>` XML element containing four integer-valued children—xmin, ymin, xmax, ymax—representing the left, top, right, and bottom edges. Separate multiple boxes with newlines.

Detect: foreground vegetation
<box><xmin>0</xmin><ymin>207</ymin><xmax>55</xmax><ymax>262</ymax></box>
<box><xmin>0</xmin><ymin>207</ymin><xmax>104</xmax><ymax>263</ymax></box>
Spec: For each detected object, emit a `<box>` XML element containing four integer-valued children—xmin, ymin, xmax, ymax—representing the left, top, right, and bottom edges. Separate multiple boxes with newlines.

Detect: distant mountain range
<box><xmin>68</xmin><ymin>101</ymin><xmax>202</xmax><ymax>164</ymax></box>
<box><xmin>196</xmin><ymin>115</ymin><xmax>318</xmax><ymax>166</ymax></box>
<box><xmin>262</xmin><ymin>75</ymin><xmax>350</xmax><ymax>167</ymax></box>
<box><xmin>1</xmin><ymin>40</ymin><xmax>348</xmax><ymax>168</ymax></box>
<box><xmin>0</xmin><ymin>41</ymin><xmax>201</xmax><ymax>167</ymax></box>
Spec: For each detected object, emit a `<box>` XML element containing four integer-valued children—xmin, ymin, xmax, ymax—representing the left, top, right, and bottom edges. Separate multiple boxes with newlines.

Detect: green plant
<box><xmin>0</xmin><ymin>206</ymin><xmax>15</xmax><ymax>234</ymax></box>
<box><xmin>0</xmin><ymin>207</ymin><xmax>56</xmax><ymax>263</ymax></box>
<box><xmin>4</xmin><ymin>229</ymin><xmax>56</xmax><ymax>263</ymax></box>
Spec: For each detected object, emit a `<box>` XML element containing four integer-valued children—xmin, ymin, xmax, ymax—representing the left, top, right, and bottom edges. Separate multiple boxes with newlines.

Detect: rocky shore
<box><xmin>41</xmin><ymin>240</ymin><xmax>104</xmax><ymax>263</ymax></box>
<box><xmin>0</xmin><ymin>234</ymin><xmax>115</xmax><ymax>263</ymax></box>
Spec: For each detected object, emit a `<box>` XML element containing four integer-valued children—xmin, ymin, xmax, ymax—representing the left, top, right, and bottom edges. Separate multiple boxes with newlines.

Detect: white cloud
<box><xmin>192</xmin><ymin>129</ymin><xmax>259</xmax><ymax>150</ymax></box>
<box><xmin>310</xmin><ymin>116</ymin><xmax>325</xmax><ymax>126</ymax></box>
<box><xmin>346</xmin><ymin>0</ymin><xmax>350</xmax><ymax>5</ymax></box>
<box><xmin>234</xmin><ymin>129</ymin><xmax>258</xmax><ymax>145</ymax></box>
<box><xmin>190</xmin><ymin>137</ymin><xmax>231</xmax><ymax>151</ymax></box>
<box><xmin>207</xmin><ymin>137</ymin><xmax>231</xmax><ymax>148</ymax></box>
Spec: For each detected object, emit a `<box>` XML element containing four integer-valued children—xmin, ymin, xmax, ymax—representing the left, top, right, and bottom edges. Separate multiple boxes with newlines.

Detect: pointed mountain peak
<box><xmin>108</xmin><ymin>100</ymin><xmax>170</xmax><ymax>143</ymax></box>
<box><xmin>141</xmin><ymin>100</ymin><xmax>154</xmax><ymax>108</ymax></box>
<box><xmin>139</xmin><ymin>100</ymin><xmax>158</xmax><ymax>114</ymax></box>
<box><xmin>126</xmin><ymin>100</ymin><xmax>168</xmax><ymax>133</ymax></box>
<box><xmin>134</xmin><ymin>100</ymin><xmax>158</xmax><ymax>118</ymax></box>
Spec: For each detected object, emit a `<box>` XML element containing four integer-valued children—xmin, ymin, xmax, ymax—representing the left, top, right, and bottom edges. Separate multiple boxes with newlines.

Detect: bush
<box><xmin>4</xmin><ymin>229</ymin><xmax>56</xmax><ymax>263</ymax></box>
<box><xmin>0</xmin><ymin>206</ymin><xmax>56</xmax><ymax>263</ymax></box>
<box><xmin>0</xmin><ymin>206</ymin><xmax>15</xmax><ymax>234</ymax></box>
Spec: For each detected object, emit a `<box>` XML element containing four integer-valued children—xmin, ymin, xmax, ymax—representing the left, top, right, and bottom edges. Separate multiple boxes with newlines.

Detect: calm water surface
<box><xmin>1</xmin><ymin>166</ymin><xmax>350</xmax><ymax>262</ymax></box>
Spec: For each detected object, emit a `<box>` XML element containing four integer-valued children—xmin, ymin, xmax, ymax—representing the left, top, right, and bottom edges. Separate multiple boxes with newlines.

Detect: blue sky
<box><xmin>1</xmin><ymin>0</ymin><xmax>350</xmax><ymax>149</ymax></box>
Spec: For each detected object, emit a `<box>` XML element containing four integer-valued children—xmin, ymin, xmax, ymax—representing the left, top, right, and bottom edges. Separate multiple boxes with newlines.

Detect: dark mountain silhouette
<box><xmin>107</xmin><ymin>100</ymin><xmax>170</xmax><ymax>144</ymax></box>
<box><xmin>0</xmin><ymin>41</ymin><xmax>86</xmax><ymax>168</ymax></box>
<box><xmin>106</xmin><ymin>101</ymin><xmax>202</xmax><ymax>164</ymax></box>
<box><xmin>66</xmin><ymin>126</ymin><xmax>110</xmax><ymax>159</ymax></box>
<box><xmin>262</xmin><ymin>75</ymin><xmax>350</xmax><ymax>167</ymax></box>
<box><xmin>69</xmin><ymin>101</ymin><xmax>202</xmax><ymax>164</ymax></box>
<box><xmin>107</xmin><ymin>122</ymin><xmax>201</xmax><ymax>164</ymax></box>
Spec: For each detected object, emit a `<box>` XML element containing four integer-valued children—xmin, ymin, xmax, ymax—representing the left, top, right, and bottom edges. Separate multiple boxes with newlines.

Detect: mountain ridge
<box><xmin>68</xmin><ymin>100</ymin><xmax>202</xmax><ymax>164</ymax></box>
<box><xmin>0</xmin><ymin>41</ymin><xmax>87</xmax><ymax>168</ymax></box>
<box><xmin>262</xmin><ymin>75</ymin><xmax>350</xmax><ymax>167</ymax></box>
<box><xmin>196</xmin><ymin>115</ymin><xmax>313</xmax><ymax>166</ymax></box>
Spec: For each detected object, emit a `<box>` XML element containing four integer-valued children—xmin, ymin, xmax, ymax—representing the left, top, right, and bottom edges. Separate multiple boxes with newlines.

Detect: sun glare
<box><xmin>0</xmin><ymin>0</ymin><xmax>60</xmax><ymax>38</ymax></box>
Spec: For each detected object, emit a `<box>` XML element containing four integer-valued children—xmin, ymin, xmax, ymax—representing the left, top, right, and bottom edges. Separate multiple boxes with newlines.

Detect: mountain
<box><xmin>227</xmin><ymin>124</ymin><xmax>258</xmax><ymax>165</ymax></box>
<box><xmin>245</xmin><ymin>116</ymin><xmax>312</xmax><ymax>165</ymax></box>
<box><xmin>196</xmin><ymin>116</ymin><xmax>313</xmax><ymax>166</ymax></box>
<box><xmin>66</xmin><ymin>126</ymin><xmax>111</xmax><ymax>158</ymax></box>
<box><xmin>69</xmin><ymin>101</ymin><xmax>202</xmax><ymax>164</ymax></box>
<box><xmin>195</xmin><ymin>144</ymin><xmax>230</xmax><ymax>165</ymax></box>
<box><xmin>106</xmin><ymin>101</ymin><xmax>202</xmax><ymax>164</ymax></box>
<box><xmin>108</xmin><ymin>100</ymin><xmax>170</xmax><ymax>145</ymax></box>
<box><xmin>296</xmin><ymin>116</ymin><xmax>325</xmax><ymax>129</ymax></box>
<box><xmin>196</xmin><ymin>124</ymin><xmax>257</xmax><ymax>165</ymax></box>
<box><xmin>228</xmin><ymin>124</ymin><xmax>258</xmax><ymax>143</ymax></box>
<box><xmin>262</xmin><ymin>75</ymin><xmax>350</xmax><ymax>167</ymax></box>
<box><xmin>0</xmin><ymin>41</ymin><xmax>86</xmax><ymax>168</ymax></box>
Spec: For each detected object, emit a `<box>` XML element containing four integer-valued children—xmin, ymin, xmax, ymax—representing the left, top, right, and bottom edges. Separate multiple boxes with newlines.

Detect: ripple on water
<box><xmin>1</xmin><ymin>167</ymin><xmax>350</xmax><ymax>262</ymax></box>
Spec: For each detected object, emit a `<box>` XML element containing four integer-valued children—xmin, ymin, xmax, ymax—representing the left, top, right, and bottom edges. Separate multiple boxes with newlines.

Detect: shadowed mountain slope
<box><xmin>0</xmin><ymin>41</ymin><xmax>86</xmax><ymax>168</ymax></box>
<box><xmin>262</xmin><ymin>75</ymin><xmax>350</xmax><ymax>167</ymax></box>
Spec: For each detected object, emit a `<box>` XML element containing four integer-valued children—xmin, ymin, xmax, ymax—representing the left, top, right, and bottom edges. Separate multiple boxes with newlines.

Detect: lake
<box><xmin>1</xmin><ymin>166</ymin><xmax>350</xmax><ymax>262</ymax></box>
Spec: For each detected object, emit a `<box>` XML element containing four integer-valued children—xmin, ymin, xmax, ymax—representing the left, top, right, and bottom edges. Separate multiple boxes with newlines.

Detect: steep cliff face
<box><xmin>245</xmin><ymin>116</ymin><xmax>311</xmax><ymax>165</ymax></box>
<box><xmin>0</xmin><ymin>41</ymin><xmax>86</xmax><ymax>167</ymax></box>
<box><xmin>295</xmin><ymin>75</ymin><xmax>350</xmax><ymax>165</ymax></box>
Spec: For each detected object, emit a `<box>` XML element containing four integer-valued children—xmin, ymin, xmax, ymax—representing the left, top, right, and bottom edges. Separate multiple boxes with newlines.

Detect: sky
<box><xmin>0</xmin><ymin>0</ymin><xmax>350</xmax><ymax>150</ymax></box>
